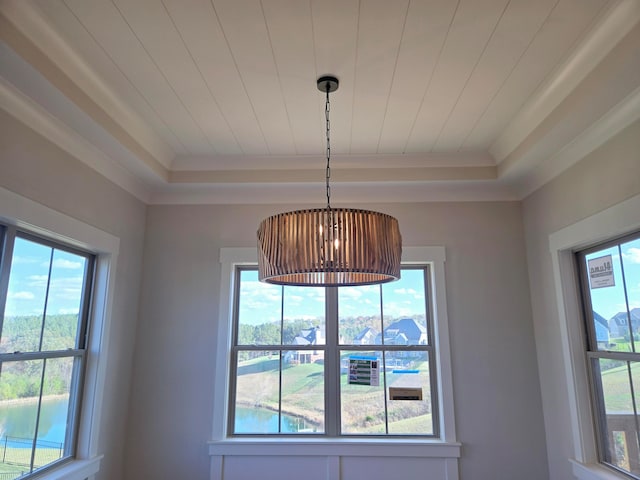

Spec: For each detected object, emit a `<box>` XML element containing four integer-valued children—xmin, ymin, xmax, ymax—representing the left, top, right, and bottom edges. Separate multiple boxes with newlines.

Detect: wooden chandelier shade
<box><xmin>257</xmin><ymin>207</ymin><xmax>402</xmax><ymax>286</ymax></box>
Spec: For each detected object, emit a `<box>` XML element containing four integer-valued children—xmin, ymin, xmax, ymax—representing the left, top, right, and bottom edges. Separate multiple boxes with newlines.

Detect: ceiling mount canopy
<box><xmin>257</xmin><ymin>75</ymin><xmax>402</xmax><ymax>287</ymax></box>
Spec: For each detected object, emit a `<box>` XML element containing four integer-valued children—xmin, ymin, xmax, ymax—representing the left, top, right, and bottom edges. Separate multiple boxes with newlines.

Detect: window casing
<box><xmin>0</xmin><ymin>225</ymin><xmax>94</xmax><ymax>479</ymax></box>
<box><xmin>212</xmin><ymin>246</ymin><xmax>457</xmax><ymax>449</ymax></box>
<box><xmin>577</xmin><ymin>230</ymin><xmax>640</xmax><ymax>478</ymax></box>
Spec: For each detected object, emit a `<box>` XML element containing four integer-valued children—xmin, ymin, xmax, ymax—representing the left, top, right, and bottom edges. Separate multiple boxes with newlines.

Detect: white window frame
<box><xmin>210</xmin><ymin>246</ymin><xmax>459</xmax><ymax>476</ymax></box>
<box><xmin>0</xmin><ymin>186</ymin><xmax>119</xmax><ymax>480</ymax></box>
<box><xmin>549</xmin><ymin>193</ymin><xmax>640</xmax><ymax>480</ymax></box>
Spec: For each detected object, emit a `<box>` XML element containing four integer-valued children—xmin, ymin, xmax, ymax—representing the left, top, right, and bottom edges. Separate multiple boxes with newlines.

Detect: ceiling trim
<box><xmin>515</xmin><ymin>85</ymin><xmax>640</xmax><ymax>198</ymax></box>
<box><xmin>149</xmin><ymin>181</ymin><xmax>518</xmax><ymax>206</ymax></box>
<box><xmin>168</xmin><ymin>166</ymin><xmax>496</xmax><ymax>184</ymax></box>
<box><xmin>171</xmin><ymin>152</ymin><xmax>495</xmax><ymax>171</ymax></box>
<box><xmin>490</xmin><ymin>0</ymin><xmax>640</xmax><ymax>165</ymax></box>
<box><xmin>0</xmin><ymin>77</ymin><xmax>152</xmax><ymax>203</ymax></box>
<box><xmin>0</xmin><ymin>0</ymin><xmax>173</xmax><ymax>175</ymax></box>
<box><xmin>497</xmin><ymin>21</ymin><xmax>640</xmax><ymax>187</ymax></box>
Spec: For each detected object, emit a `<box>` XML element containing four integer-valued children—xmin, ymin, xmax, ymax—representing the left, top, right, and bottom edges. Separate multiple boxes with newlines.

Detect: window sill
<box><xmin>31</xmin><ymin>456</ymin><xmax>102</xmax><ymax>480</ymax></box>
<box><xmin>208</xmin><ymin>438</ymin><xmax>461</xmax><ymax>458</ymax></box>
<box><xmin>571</xmin><ymin>459</ymin><xmax>630</xmax><ymax>480</ymax></box>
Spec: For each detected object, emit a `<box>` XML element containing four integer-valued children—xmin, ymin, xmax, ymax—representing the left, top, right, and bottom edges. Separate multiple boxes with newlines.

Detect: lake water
<box><xmin>235</xmin><ymin>407</ymin><xmax>317</xmax><ymax>433</ymax></box>
<box><xmin>2</xmin><ymin>400</ymin><xmax>315</xmax><ymax>443</ymax></box>
<box><xmin>0</xmin><ymin>397</ymin><xmax>68</xmax><ymax>446</ymax></box>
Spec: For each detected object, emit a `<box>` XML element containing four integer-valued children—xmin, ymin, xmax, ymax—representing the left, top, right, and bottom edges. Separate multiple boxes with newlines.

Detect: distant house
<box><xmin>352</xmin><ymin>318</ymin><xmax>427</xmax><ymax>347</ymax></box>
<box><xmin>285</xmin><ymin>326</ymin><xmax>324</xmax><ymax>364</ymax></box>
<box><xmin>608</xmin><ymin>307</ymin><xmax>640</xmax><ymax>338</ymax></box>
<box><xmin>353</xmin><ymin>327</ymin><xmax>378</xmax><ymax>345</ymax></box>
<box><xmin>378</xmin><ymin>318</ymin><xmax>427</xmax><ymax>346</ymax></box>
<box><xmin>593</xmin><ymin>310</ymin><xmax>610</xmax><ymax>348</ymax></box>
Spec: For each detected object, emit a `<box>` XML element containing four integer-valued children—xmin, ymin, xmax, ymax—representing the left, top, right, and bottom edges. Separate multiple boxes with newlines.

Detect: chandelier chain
<box><xmin>325</xmin><ymin>87</ymin><xmax>331</xmax><ymax>209</ymax></box>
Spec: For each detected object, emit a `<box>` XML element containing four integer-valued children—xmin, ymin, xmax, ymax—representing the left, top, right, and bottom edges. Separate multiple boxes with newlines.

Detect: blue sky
<box><xmin>4</xmin><ymin>237</ymin><xmax>87</xmax><ymax>317</ymax></box>
<box><xmin>238</xmin><ymin>268</ymin><xmax>427</xmax><ymax>326</ymax></box>
<box><xmin>586</xmin><ymin>237</ymin><xmax>640</xmax><ymax>320</ymax></box>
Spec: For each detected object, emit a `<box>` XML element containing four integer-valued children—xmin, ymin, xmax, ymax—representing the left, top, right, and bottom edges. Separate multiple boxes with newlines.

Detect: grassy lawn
<box><xmin>0</xmin><ymin>446</ymin><xmax>63</xmax><ymax>477</ymax></box>
<box><xmin>360</xmin><ymin>413</ymin><xmax>433</xmax><ymax>434</ymax></box>
<box><xmin>236</xmin><ymin>355</ymin><xmax>432</xmax><ymax>433</ymax></box>
<box><xmin>600</xmin><ymin>361</ymin><xmax>640</xmax><ymax>411</ymax></box>
<box><xmin>0</xmin><ymin>462</ymin><xmax>27</xmax><ymax>476</ymax></box>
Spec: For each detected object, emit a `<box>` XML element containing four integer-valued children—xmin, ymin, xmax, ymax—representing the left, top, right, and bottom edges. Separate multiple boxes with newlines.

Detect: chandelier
<box><xmin>257</xmin><ymin>76</ymin><xmax>402</xmax><ymax>286</ymax></box>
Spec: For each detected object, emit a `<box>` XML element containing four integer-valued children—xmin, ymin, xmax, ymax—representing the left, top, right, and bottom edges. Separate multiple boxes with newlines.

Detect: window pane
<box><xmin>621</xmin><ymin>238</ymin><xmax>640</xmax><ymax>336</ymax></box>
<box><xmin>585</xmin><ymin>246</ymin><xmax>633</xmax><ymax>352</ymax></box>
<box><xmin>340</xmin><ymin>351</ymin><xmax>386</xmax><ymax>434</ymax></box>
<box><xmin>283</xmin><ymin>286</ymin><xmax>325</xmax><ymax>346</ymax></box>
<box><xmin>41</xmin><ymin>250</ymin><xmax>87</xmax><ymax>351</ymax></box>
<box><xmin>387</xmin><ymin>351</ymin><xmax>433</xmax><ymax>434</ymax></box>
<box><xmin>0</xmin><ymin>359</ymin><xmax>44</xmax><ymax>474</ymax></box>
<box><xmin>382</xmin><ymin>269</ymin><xmax>428</xmax><ymax>345</ymax></box>
<box><xmin>237</xmin><ymin>270</ymin><xmax>282</xmax><ymax>345</ymax></box>
<box><xmin>234</xmin><ymin>351</ymin><xmax>280</xmax><ymax>433</ymax></box>
<box><xmin>281</xmin><ymin>350</ymin><xmax>324</xmax><ymax>433</ymax></box>
<box><xmin>598</xmin><ymin>359</ymin><xmax>640</xmax><ymax>474</ymax></box>
<box><xmin>339</xmin><ymin>285</ymin><xmax>382</xmax><ymax>345</ymax></box>
<box><xmin>2</xmin><ymin>239</ymin><xmax>52</xmax><ymax>354</ymax></box>
<box><xmin>32</xmin><ymin>357</ymin><xmax>75</xmax><ymax>469</ymax></box>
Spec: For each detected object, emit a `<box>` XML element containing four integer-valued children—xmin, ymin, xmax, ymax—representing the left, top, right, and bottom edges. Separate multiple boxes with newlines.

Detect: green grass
<box><xmin>236</xmin><ymin>355</ymin><xmax>432</xmax><ymax>433</ymax></box>
<box><xmin>600</xmin><ymin>361</ymin><xmax>640</xmax><ymax>411</ymax></box>
<box><xmin>0</xmin><ymin>446</ymin><xmax>63</xmax><ymax>477</ymax></box>
<box><xmin>360</xmin><ymin>413</ymin><xmax>433</xmax><ymax>434</ymax></box>
<box><xmin>0</xmin><ymin>462</ymin><xmax>27</xmax><ymax>476</ymax></box>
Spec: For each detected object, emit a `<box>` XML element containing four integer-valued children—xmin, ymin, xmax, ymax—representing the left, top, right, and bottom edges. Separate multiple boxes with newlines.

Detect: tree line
<box><xmin>0</xmin><ymin>314</ymin><xmax>79</xmax><ymax>401</ymax></box>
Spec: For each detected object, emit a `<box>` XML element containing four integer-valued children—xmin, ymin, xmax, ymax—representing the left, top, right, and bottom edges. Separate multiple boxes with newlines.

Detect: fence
<box><xmin>0</xmin><ymin>436</ymin><xmax>64</xmax><ymax>471</ymax></box>
<box><xmin>0</xmin><ymin>473</ymin><xmax>26</xmax><ymax>480</ymax></box>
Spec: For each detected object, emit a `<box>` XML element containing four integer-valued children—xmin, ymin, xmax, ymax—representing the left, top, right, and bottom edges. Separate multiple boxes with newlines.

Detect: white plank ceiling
<box><xmin>1</xmin><ymin>0</ymin><xmax>639</xmax><ymax>203</ymax></box>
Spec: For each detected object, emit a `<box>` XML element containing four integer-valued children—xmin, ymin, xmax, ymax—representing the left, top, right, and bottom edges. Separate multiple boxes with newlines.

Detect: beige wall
<box><xmin>128</xmin><ymin>200</ymin><xmax>548</xmax><ymax>479</ymax></box>
<box><xmin>0</xmin><ymin>110</ymin><xmax>147</xmax><ymax>480</ymax></box>
<box><xmin>0</xmin><ymin>104</ymin><xmax>563</xmax><ymax>479</ymax></box>
<box><xmin>522</xmin><ymin>119</ymin><xmax>640</xmax><ymax>479</ymax></box>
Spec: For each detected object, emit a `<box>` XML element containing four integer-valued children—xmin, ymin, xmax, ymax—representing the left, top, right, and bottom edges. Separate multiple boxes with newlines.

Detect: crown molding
<box><xmin>497</xmin><ymin>21</ymin><xmax>640</xmax><ymax>187</ymax></box>
<box><xmin>515</xmin><ymin>86</ymin><xmax>640</xmax><ymax>198</ymax></box>
<box><xmin>0</xmin><ymin>0</ymin><xmax>174</xmax><ymax>172</ymax></box>
<box><xmin>490</xmin><ymin>0</ymin><xmax>640</xmax><ymax>164</ymax></box>
<box><xmin>0</xmin><ymin>76</ymin><xmax>153</xmax><ymax>203</ymax></box>
<box><xmin>149</xmin><ymin>180</ymin><xmax>518</xmax><ymax>205</ymax></box>
<box><xmin>168</xmin><ymin>166</ymin><xmax>496</xmax><ymax>184</ymax></box>
<box><xmin>171</xmin><ymin>152</ymin><xmax>496</xmax><ymax>171</ymax></box>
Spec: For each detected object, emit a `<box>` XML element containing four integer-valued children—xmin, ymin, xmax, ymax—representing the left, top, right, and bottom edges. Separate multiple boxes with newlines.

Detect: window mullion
<box><xmin>0</xmin><ymin>225</ymin><xmax>17</xmax><ymax>334</ymax></box>
<box><xmin>0</xmin><ymin>349</ymin><xmax>85</xmax><ymax>362</ymax></box>
<box><xmin>325</xmin><ymin>286</ymin><xmax>340</xmax><ymax>436</ymax></box>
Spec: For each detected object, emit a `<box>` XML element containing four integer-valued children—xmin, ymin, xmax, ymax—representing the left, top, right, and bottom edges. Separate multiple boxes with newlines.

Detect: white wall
<box><xmin>0</xmin><ymin>110</ymin><xmax>147</xmax><ymax>480</ymax></box>
<box><xmin>522</xmin><ymin>119</ymin><xmax>640</xmax><ymax>479</ymax></box>
<box><xmin>128</xmin><ymin>200</ymin><xmax>548</xmax><ymax>479</ymax></box>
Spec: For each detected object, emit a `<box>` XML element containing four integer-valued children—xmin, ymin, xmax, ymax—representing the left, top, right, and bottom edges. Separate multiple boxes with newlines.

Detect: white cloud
<box><xmin>9</xmin><ymin>291</ymin><xmax>35</xmax><ymax>300</ymax></box>
<box><xmin>27</xmin><ymin>274</ymin><xmax>84</xmax><ymax>300</ymax></box>
<box><xmin>27</xmin><ymin>275</ymin><xmax>48</xmax><ymax>287</ymax></box>
<box><xmin>339</xmin><ymin>287</ymin><xmax>363</xmax><ymax>300</ymax></box>
<box><xmin>12</xmin><ymin>255</ymin><xmax>38</xmax><ymax>265</ymax></box>
<box><xmin>382</xmin><ymin>301</ymin><xmax>413</xmax><ymax>318</ymax></box>
<box><xmin>392</xmin><ymin>287</ymin><xmax>424</xmax><ymax>300</ymax></box>
<box><xmin>53</xmin><ymin>258</ymin><xmax>83</xmax><ymax>269</ymax></box>
<box><xmin>240</xmin><ymin>281</ymin><xmax>282</xmax><ymax>312</ymax></box>
<box><xmin>623</xmin><ymin>248</ymin><xmax>640</xmax><ymax>264</ymax></box>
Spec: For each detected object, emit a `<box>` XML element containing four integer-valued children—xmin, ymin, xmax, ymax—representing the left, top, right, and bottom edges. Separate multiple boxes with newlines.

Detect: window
<box><xmin>228</xmin><ymin>263</ymin><xmax>440</xmax><ymax>437</ymax></box>
<box><xmin>0</xmin><ymin>226</ymin><xmax>94</xmax><ymax>479</ymax></box>
<box><xmin>577</xmin><ymin>231</ymin><xmax>640</xmax><ymax>478</ymax></box>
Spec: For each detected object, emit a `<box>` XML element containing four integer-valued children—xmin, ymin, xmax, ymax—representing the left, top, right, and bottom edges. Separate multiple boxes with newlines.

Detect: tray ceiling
<box><xmin>1</xmin><ymin>0</ymin><xmax>639</xmax><ymax>203</ymax></box>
